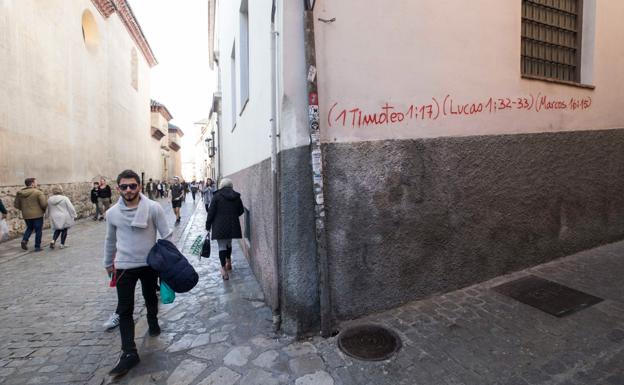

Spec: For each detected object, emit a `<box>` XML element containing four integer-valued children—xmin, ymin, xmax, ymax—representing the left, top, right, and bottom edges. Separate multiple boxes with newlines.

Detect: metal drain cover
<box><xmin>337</xmin><ymin>324</ymin><xmax>401</xmax><ymax>361</ymax></box>
<box><xmin>492</xmin><ymin>275</ymin><xmax>603</xmax><ymax>317</ymax></box>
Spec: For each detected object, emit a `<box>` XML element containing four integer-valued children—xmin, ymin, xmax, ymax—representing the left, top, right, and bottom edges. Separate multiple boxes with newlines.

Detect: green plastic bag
<box><xmin>160</xmin><ymin>281</ymin><xmax>175</xmax><ymax>304</ymax></box>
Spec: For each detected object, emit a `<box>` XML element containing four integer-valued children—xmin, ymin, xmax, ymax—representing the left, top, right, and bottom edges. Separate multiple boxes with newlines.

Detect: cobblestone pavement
<box><xmin>1</xmin><ymin>194</ymin><xmax>623</xmax><ymax>384</ymax></box>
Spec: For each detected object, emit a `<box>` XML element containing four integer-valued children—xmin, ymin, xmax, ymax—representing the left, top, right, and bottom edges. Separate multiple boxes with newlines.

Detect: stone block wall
<box><xmin>0</xmin><ymin>181</ymin><xmax>118</xmax><ymax>241</ymax></box>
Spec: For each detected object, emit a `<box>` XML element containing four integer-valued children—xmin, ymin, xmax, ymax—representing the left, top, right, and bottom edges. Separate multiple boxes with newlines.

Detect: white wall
<box><xmin>314</xmin><ymin>0</ymin><xmax>623</xmax><ymax>144</ymax></box>
<box><xmin>218</xmin><ymin>0</ymin><xmax>272</xmax><ymax>176</ymax></box>
<box><xmin>0</xmin><ymin>0</ymin><xmax>158</xmax><ymax>185</ymax></box>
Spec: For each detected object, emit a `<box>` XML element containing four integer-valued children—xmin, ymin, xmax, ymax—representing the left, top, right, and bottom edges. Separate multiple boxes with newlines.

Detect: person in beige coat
<box><xmin>47</xmin><ymin>186</ymin><xmax>77</xmax><ymax>249</ymax></box>
<box><xmin>14</xmin><ymin>177</ymin><xmax>47</xmax><ymax>251</ymax></box>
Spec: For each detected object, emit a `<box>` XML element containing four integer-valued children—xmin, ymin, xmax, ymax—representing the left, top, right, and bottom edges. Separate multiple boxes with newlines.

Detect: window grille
<box><xmin>521</xmin><ymin>0</ymin><xmax>582</xmax><ymax>82</ymax></box>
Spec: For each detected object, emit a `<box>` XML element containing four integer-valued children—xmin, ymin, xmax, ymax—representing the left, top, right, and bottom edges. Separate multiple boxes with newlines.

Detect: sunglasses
<box><xmin>119</xmin><ymin>183</ymin><xmax>139</xmax><ymax>191</ymax></box>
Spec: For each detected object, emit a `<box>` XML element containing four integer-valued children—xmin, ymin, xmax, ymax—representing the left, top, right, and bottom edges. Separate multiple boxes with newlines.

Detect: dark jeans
<box><xmin>22</xmin><ymin>217</ymin><xmax>43</xmax><ymax>248</ymax></box>
<box><xmin>93</xmin><ymin>202</ymin><xmax>100</xmax><ymax>219</ymax></box>
<box><xmin>115</xmin><ymin>266</ymin><xmax>159</xmax><ymax>353</ymax></box>
<box><xmin>52</xmin><ymin>228</ymin><xmax>68</xmax><ymax>244</ymax></box>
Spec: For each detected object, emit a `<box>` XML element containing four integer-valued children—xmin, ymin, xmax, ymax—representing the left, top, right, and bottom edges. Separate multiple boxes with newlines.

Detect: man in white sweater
<box><xmin>103</xmin><ymin>169</ymin><xmax>172</xmax><ymax>377</ymax></box>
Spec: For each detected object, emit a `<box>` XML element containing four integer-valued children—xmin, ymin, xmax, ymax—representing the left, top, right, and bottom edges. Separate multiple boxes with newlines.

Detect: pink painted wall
<box><xmin>313</xmin><ymin>0</ymin><xmax>622</xmax><ymax>143</ymax></box>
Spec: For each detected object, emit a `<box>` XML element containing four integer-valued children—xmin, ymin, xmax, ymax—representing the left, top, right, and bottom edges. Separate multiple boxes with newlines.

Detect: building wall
<box><xmin>217</xmin><ymin>0</ymin><xmax>317</xmax><ymax>335</ymax></box>
<box><xmin>313</xmin><ymin>0</ymin><xmax>624</xmax><ymax>320</ymax></box>
<box><xmin>0</xmin><ymin>0</ymin><xmax>159</xmax><ymax>236</ymax></box>
<box><xmin>0</xmin><ymin>0</ymin><xmax>159</xmax><ymax>185</ymax></box>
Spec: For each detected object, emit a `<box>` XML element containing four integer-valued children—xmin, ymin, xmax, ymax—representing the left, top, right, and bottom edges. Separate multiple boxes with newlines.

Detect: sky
<box><xmin>129</xmin><ymin>0</ymin><xmax>216</xmax><ymax>165</ymax></box>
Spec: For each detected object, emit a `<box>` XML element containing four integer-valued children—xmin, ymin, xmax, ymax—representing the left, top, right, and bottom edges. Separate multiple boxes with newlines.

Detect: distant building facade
<box><xmin>0</xmin><ymin>0</ymin><xmax>162</xmax><ymax>236</ymax></box>
<box><xmin>194</xmin><ymin>95</ymin><xmax>222</xmax><ymax>182</ymax></box>
<box><xmin>168</xmin><ymin>124</ymin><xmax>184</xmax><ymax>179</ymax></box>
<box><xmin>150</xmin><ymin>99</ymin><xmax>176</xmax><ymax>181</ymax></box>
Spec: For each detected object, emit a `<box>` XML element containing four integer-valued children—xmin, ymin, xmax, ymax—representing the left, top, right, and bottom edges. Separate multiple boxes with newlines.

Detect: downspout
<box><xmin>303</xmin><ymin>2</ymin><xmax>332</xmax><ymax>337</ymax></box>
<box><xmin>270</xmin><ymin>0</ymin><xmax>282</xmax><ymax>332</ymax></box>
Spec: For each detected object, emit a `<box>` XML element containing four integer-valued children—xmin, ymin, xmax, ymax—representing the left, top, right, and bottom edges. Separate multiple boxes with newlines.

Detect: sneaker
<box><xmin>20</xmin><ymin>241</ymin><xmax>28</xmax><ymax>250</ymax></box>
<box><xmin>108</xmin><ymin>351</ymin><xmax>140</xmax><ymax>377</ymax></box>
<box><xmin>49</xmin><ymin>241</ymin><xmax>55</xmax><ymax>249</ymax></box>
<box><xmin>103</xmin><ymin>313</ymin><xmax>120</xmax><ymax>329</ymax></box>
<box><xmin>60</xmin><ymin>244</ymin><xmax>65</xmax><ymax>249</ymax></box>
<box><xmin>148</xmin><ymin>319</ymin><xmax>161</xmax><ymax>337</ymax></box>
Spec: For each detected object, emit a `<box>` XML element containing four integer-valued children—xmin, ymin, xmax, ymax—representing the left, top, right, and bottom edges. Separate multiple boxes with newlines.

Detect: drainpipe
<box><xmin>303</xmin><ymin>2</ymin><xmax>332</xmax><ymax>338</ymax></box>
<box><xmin>270</xmin><ymin>0</ymin><xmax>282</xmax><ymax>332</ymax></box>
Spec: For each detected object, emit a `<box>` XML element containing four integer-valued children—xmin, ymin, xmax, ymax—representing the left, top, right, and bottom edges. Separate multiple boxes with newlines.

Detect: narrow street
<box><xmin>1</xmin><ymin>195</ymin><xmax>624</xmax><ymax>385</ymax></box>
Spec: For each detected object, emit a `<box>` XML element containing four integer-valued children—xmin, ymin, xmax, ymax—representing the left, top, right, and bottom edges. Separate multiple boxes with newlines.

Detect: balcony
<box><xmin>151</xmin><ymin>125</ymin><xmax>166</xmax><ymax>140</ymax></box>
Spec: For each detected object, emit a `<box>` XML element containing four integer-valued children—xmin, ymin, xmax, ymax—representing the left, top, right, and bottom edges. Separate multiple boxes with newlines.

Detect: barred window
<box><xmin>521</xmin><ymin>0</ymin><xmax>582</xmax><ymax>83</ymax></box>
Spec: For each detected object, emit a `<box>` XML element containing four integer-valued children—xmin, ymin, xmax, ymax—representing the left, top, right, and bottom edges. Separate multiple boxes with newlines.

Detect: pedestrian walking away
<box><xmin>157</xmin><ymin>182</ymin><xmax>164</xmax><ymax>199</ymax></box>
<box><xmin>202</xmin><ymin>178</ymin><xmax>216</xmax><ymax>213</ymax></box>
<box><xmin>205</xmin><ymin>178</ymin><xmax>245</xmax><ymax>280</ymax></box>
<box><xmin>47</xmin><ymin>185</ymin><xmax>77</xmax><ymax>249</ymax></box>
<box><xmin>98</xmin><ymin>178</ymin><xmax>113</xmax><ymax>220</ymax></box>
<box><xmin>103</xmin><ymin>169</ymin><xmax>172</xmax><ymax>378</ymax></box>
<box><xmin>90</xmin><ymin>181</ymin><xmax>100</xmax><ymax>220</ymax></box>
<box><xmin>170</xmin><ymin>177</ymin><xmax>184</xmax><ymax>224</ymax></box>
<box><xmin>190</xmin><ymin>179</ymin><xmax>198</xmax><ymax>202</ymax></box>
<box><xmin>145</xmin><ymin>178</ymin><xmax>157</xmax><ymax>200</ymax></box>
<box><xmin>14</xmin><ymin>177</ymin><xmax>47</xmax><ymax>252</ymax></box>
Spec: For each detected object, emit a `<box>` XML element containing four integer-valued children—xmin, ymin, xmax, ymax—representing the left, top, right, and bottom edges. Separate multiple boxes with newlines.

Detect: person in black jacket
<box><xmin>98</xmin><ymin>178</ymin><xmax>112</xmax><ymax>221</ymax></box>
<box><xmin>90</xmin><ymin>182</ymin><xmax>100</xmax><ymax>220</ymax></box>
<box><xmin>205</xmin><ymin>178</ymin><xmax>244</xmax><ymax>280</ymax></box>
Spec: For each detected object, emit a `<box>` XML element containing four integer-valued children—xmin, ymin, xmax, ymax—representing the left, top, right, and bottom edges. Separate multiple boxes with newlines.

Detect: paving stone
<box><xmin>189</xmin><ymin>343</ymin><xmax>231</xmax><ymax>362</ymax></box>
<box><xmin>250</xmin><ymin>335</ymin><xmax>281</xmax><ymax>349</ymax></box>
<box><xmin>191</xmin><ymin>333</ymin><xmax>212</xmax><ymax>348</ymax></box>
<box><xmin>37</xmin><ymin>365</ymin><xmax>58</xmax><ymax>373</ymax></box>
<box><xmin>196</xmin><ymin>366</ymin><xmax>242</xmax><ymax>385</ymax></box>
<box><xmin>210</xmin><ymin>331</ymin><xmax>230</xmax><ymax>343</ymax></box>
<box><xmin>122</xmin><ymin>370</ymin><xmax>166</xmax><ymax>385</ymax></box>
<box><xmin>166</xmin><ymin>359</ymin><xmax>207</xmax><ymax>385</ymax></box>
<box><xmin>0</xmin><ymin>367</ymin><xmax>16</xmax><ymax>377</ymax></box>
<box><xmin>252</xmin><ymin>350</ymin><xmax>279</xmax><ymax>369</ymax></box>
<box><xmin>239</xmin><ymin>368</ymin><xmax>280</xmax><ymax>385</ymax></box>
<box><xmin>289</xmin><ymin>355</ymin><xmax>325</xmax><ymax>376</ymax></box>
<box><xmin>166</xmin><ymin>334</ymin><xmax>197</xmax><ymax>353</ymax></box>
<box><xmin>294</xmin><ymin>370</ymin><xmax>335</xmax><ymax>385</ymax></box>
<box><xmin>223</xmin><ymin>346</ymin><xmax>253</xmax><ymax>367</ymax></box>
<box><xmin>283</xmin><ymin>342</ymin><xmax>317</xmax><ymax>357</ymax></box>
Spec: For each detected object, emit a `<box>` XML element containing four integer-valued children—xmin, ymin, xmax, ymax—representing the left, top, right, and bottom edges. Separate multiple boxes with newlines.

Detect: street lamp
<box><xmin>205</xmin><ymin>135</ymin><xmax>216</xmax><ymax>158</ymax></box>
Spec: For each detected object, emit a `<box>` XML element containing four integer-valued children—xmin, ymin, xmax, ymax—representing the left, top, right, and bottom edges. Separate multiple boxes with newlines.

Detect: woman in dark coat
<box><xmin>205</xmin><ymin>178</ymin><xmax>244</xmax><ymax>280</ymax></box>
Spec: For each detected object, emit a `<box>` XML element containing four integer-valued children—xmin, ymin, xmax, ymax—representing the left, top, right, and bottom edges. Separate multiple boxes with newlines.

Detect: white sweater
<box><xmin>103</xmin><ymin>195</ymin><xmax>172</xmax><ymax>269</ymax></box>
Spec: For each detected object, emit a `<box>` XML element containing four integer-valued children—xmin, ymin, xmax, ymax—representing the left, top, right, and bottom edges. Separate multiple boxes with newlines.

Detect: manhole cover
<box><xmin>337</xmin><ymin>324</ymin><xmax>401</xmax><ymax>361</ymax></box>
<box><xmin>492</xmin><ymin>275</ymin><xmax>603</xmax><ymax>317</ymax></box>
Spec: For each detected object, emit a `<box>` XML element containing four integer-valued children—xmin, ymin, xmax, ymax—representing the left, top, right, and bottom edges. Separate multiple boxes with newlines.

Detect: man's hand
<box><xmin>106</xmin><ymin>266</ymin><xmax>114</xmax><ymax>274</ymax></box>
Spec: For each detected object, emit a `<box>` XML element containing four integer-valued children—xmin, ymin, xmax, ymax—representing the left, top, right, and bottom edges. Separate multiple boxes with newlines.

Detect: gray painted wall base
<box><xmin>227</xmin><ymin>146</ymin><xmax>319</xmax><ymax>336</ymax></box>
<box><xmin>323</xmin><ymin>129</ymin><xmax>624</xmax><ymax>320</ymax></box>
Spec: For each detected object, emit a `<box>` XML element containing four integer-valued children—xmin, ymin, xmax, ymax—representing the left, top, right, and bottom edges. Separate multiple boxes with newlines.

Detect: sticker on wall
<box><xmin>311</xmin><ymin>149</ymin><xmax>322</xmax><ymax>171</ymax></box>
<box><xmin>310</xmin><ymin>130</ymin><xmax>321</xmax><ymax>146</ymax></box>
<box><xmin>307</xmin><ymin>65</ymin><xmax>317</xmax><ymax>82</ymax></box>
<box><xmin>310</xmin><ymin>121</ymin><xmax>319</xmax><ymax>131</ymax></box>
<box><xmin>309</xmin><ymin>92</ymin><xmax>318</xmax><ymax>105</ymax></box>
<box><xmin>309</xmin><ymin>105</ymin><xmax>319</xmax><ymax>123</ymax></box>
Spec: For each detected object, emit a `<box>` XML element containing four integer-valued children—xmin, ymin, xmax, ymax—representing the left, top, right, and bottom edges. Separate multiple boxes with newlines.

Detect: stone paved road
<box><xmin>1</xmin><ymin>193</ymin><xmax>623</xmax><ymax>384</ymax></box>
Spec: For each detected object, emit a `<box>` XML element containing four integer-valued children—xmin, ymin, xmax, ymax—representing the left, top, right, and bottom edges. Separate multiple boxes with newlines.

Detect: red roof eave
<box><xmin>91</xmin><ymin>0</ymin><xmax>158</xmax><ymax>67</ymax></box>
